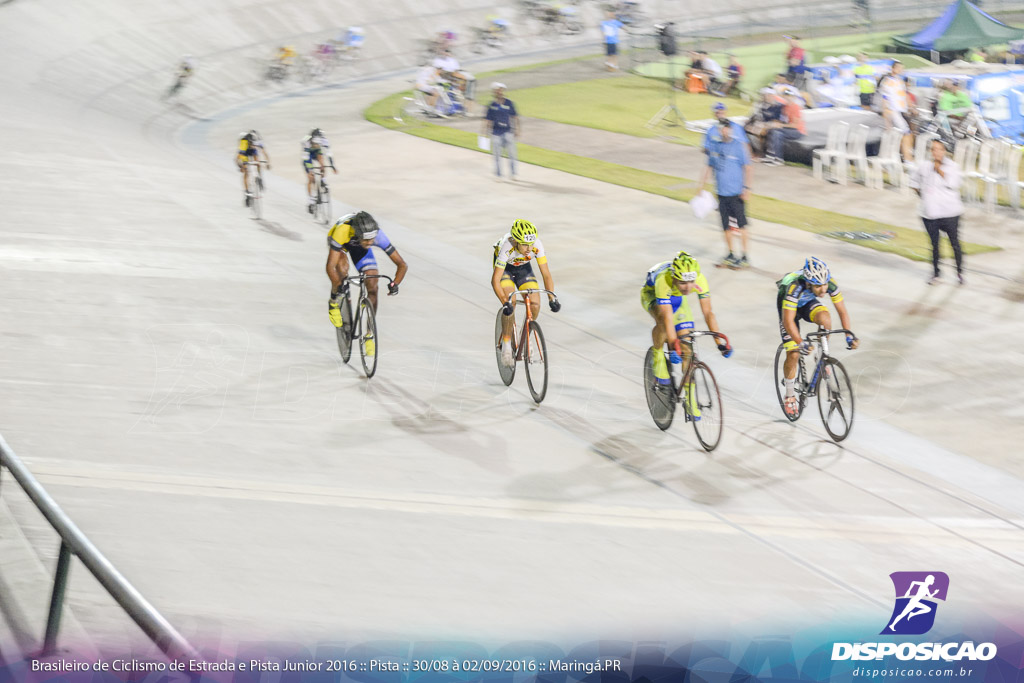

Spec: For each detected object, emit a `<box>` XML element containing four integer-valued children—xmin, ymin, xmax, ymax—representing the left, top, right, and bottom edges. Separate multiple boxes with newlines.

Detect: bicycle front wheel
<box><xmin>524</xmin><ymin>321</ymin><xmax>548</xmax><ymax>403</ymax></box>
<box><xmin>688</xmin><ymin>361</ymin><xmax>723</xmax><ymax>452</ymax></box>
<box><xmin>494</xmin><ymin>309</ymin><xmax>516</xmax><ymax>386</ymax></box>
<box><xmin>336</xmin><ymin>291</ymin><xmax>354</xmax><ymax>363</ymax></box>
<box><xmin>643</xmin><ymin>347</ymin><xmax>676</xmax><ymax>431</ymax></box>
<box><xmin>817</xmin><ymin>357</ymin><xmax>855</xmax><ymax>442</ymax></box>
<box><xmin>774</xmin><ymin>343</ymin><xmax>806</xmax><ymax>422</ymax></box>
<box><xmin>358</xmin><ymin>296</ymin><xmax>378</xmax><ymax>377</ymax></box>
<box><xmin>250</xmin><ymin>175</ymin><xmax>263</xmax><ymax>219</ymax></box>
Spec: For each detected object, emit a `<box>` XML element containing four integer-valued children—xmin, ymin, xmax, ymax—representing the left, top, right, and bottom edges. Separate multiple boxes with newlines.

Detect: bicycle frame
<box><xmin>243</xmin><ymin>160</ymin><xmax>265</xmax><ymax>190</ymax></box>
<box><xmin>672</xmin><ymin>330</ymin><xmax>729</xmax><ymax>395</ymax></box>
<box><xmin>504</xmin><ymin>289</ymin><xmax>557</xmax><ymax>361</ymax></box>
<box><xmin>342</xmin><ymin>272</ymin><xmax>394</xmax><ymax>334</ymax></box>
<box><xmin>802</xmin><ymin>328</ymin><xmax>856</xmax><ymax>396</ymax></box>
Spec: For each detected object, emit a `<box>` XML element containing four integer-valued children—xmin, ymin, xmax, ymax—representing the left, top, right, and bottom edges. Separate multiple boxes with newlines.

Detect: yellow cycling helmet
<box><xmin>671</xmin><ymin>250</ymin><xmax>700</xmax><ymax>282</ymax></box>
<box><xmin>510</xmin><ymin>219</ymin><xmax>538</xmax><ymax>244</ymax></box>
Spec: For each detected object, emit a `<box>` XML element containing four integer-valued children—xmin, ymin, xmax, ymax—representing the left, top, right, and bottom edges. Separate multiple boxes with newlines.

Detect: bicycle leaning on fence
<box><xmin>494</xmin><ymin>288</ymin><xmax>559</xmax><ymax>403</ymax></box>
<box><xmin>773</xmin><ymin>327</ymin><xmax>858</xmax><ymax>442</ymax></box>
<box><xmin>335</xmin><ymin>273</ymin><xmax>394</xmax><ymax>378</ymax></box>
<box><xmin>644</xmin><ymin>330</ymin><xmax>729</xmax><ymax>452</ymax></box>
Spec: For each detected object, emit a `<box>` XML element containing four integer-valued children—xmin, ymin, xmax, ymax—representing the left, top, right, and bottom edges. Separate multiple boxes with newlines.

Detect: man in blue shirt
<box><xmin>697</xmin><ymin>113</ymin><xmax>753</xmax><ymax>268</ymax></box>
<box><xmin>600</xmin><ymin>11</ymin><xmax>624</xmax><ymax>71</ymax></box>
<box><xmin>483</xmin><ymin>82</ymin><xmax>520</xmax><ymax>180</ymax></box>
<box><xmin>703</xmin><ymin>101</ymin><xmax>748</xmax><ymax>152</ymax></box>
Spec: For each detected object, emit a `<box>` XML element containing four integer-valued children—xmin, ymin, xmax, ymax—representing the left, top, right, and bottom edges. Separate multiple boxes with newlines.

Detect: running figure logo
<box><xmin>881</xmin><ymin>572</ymin><xmax>950</xmax><ymax>635</ymax></box>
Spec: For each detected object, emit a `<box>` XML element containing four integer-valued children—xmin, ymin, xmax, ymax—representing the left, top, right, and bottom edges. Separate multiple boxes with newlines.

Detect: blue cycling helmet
<box><xmin>803</xmin><ymin>256</ymin><xmax>830</xmax><ymax>285</ymax></box>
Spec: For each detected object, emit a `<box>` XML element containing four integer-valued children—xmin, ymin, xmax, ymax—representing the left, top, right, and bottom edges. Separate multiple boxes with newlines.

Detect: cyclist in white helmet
<box><xmin>776</xmin><ymin>256</ymin><xmax>859</xmax><ymax>417</ymax></box>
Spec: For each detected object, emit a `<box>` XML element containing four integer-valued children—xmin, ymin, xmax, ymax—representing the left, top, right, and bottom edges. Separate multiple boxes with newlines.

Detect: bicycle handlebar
<box><xmin>344</xmin><ymin>274</ymin><xmax>394</xmax><ymax>285</ymax></box>
<box><xmin>678</xmin><ymin>330</ymin><xmax>730</xmax><ymax>346</ymax></box>
<box><xmin>805</xmin><ymin>328</ymin><xmax>856</xmax><ymax>342</ymax></box>
<box><xmin>504</xmin><ymin>289</ymin><xmax>558</xmax><ymax>304</ymax></box>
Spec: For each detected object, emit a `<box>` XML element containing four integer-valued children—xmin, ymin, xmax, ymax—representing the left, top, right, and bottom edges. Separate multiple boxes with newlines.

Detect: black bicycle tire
<box><xmin>773</xmin><ymin>343</ymin><xmax>807</xmax><ymax>422</ymax></box>
<box><xmin>359</xmin><ymin>296</ymin><xmax>378</xmax><ymax>378</ymax></box>
<box><xmin>336</xmin><ymin>291</ymin><xmax>354</xmax><ymax>363</ymax></box>
<box><xmin>524</xmin><ymin>321</ymin><xmax>548</xmax><ymax>403</ymax></box>
<box><xmin>320</xmin><ymin>183</ymin><xmax>332</xmax><ymax>225</ymax></box>
<box><xmin>643</xmin><ymin>347</ymin><xmax>676</xmax><ymax>431</ymax></box>
<box><xmin>494</xmin><ymin>309</ymin><xmax>516</xmax><ymax>386</ymax></box>
<box><xmin>688</xmin><ymin>361</ymin><xmax>723</xmax><ymax>452</ymax></box>
<box><xmin>251</xmin><ymin>175</ymin><xmax>263</xmax><ymax>219</ymax></box>
<box><xmin>817</xmin><ymin>356</ymin><xmax>855</xmax><ymax>442</ymax></box>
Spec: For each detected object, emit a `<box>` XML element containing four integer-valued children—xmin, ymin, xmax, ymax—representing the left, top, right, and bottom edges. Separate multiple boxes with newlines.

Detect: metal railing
<box><xmin>0</xmin><ymin>433</ymin><xmax>199</xmax><ymax>663</ymax></box>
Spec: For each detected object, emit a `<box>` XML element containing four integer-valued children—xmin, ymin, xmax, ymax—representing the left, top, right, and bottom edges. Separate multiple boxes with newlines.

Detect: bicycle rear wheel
<box><xmin>335</xmin><ymin>291</ymin><xmax>354</xmax><ymax>363</ymax></box>
<box><xmin>774</xmin><ymin>343</ymin><xmax>806</xmax><ymax>422</ymax></box>
<box><xmin>524</xmin><ymin>321</ymin><xmax>548</xmax><ymax>403</ymax></box>
<box><xmin>320</xmin><ymin>183</ymin><xmax>331</xmax><ymax>224</ymax></box>
<box><xmin>817</xmin><ymin>357</ymin><xmax>855</xmax><ymax>442</ymax></box>
<box><xmin>688</xmin><ymin>361</ymin><xmax>723</xmax><ymax>452</ymax></box>
<box><xmin>643</xmin><ymin>347</ymin><xmax>676</xmax><ymax>431</ymax></box>
<box><xmin>494</xmin><ymin>309</ymin><xmax>516</xmax><ymax>386</ymax></box>
<box><xmin>358</xmin><ymin>296</ymin><xmax>378</xmax><ymax>377</ymax></box>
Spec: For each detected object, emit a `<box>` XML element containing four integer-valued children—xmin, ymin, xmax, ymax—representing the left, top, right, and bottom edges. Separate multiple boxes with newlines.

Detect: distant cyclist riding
<box><xmin>492</xmin><ymin>219</ymin><xmax>559</xmax><ymax>368</ymax></box>
<box><xmin>303</xmin><ymin>128</ymin><xmax>336</xmax><ymax>215</ymax></box>
<box><xmin>776</xmin><ymin>256</ymin><xmax>859</xmax><ymax>418</ymax></box>
<box><xmin>164</xmin><ymin>55</ymin><xmax>195</xmax><ymax>100</ymax></box>
<box><xmin>642</xmin><ymin>251</ymin><xmax>732</xmax><ymax>418</ymax></box>
<box><xmin>236</xmin><ymin>130</ymin><xmax>271</xmax><ymax>208</ymax></box>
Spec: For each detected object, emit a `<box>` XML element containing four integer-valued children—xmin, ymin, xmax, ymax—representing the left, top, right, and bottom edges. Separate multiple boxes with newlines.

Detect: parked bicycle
<box><xmin>494</xmin><ymin>289</ymin><xmax>558</xmax><ymax>403</ymax></box>
<box><xmin>310</xmin><ymin>165</ymin><xmax>332</xmax><ymax>224</ymax></box>
<box><xmin>244</xmin><ymin>160</ymin><xmax>266</xmax><ymax>219</ymax></box>
<box><xmin>643</xmin><ymin>331</ymin><xmax>728</xmax><ymax>452</ymax></box>
<box><xmin>335</xmin><ymin>273</ymin><xmax>394</xmax><ymax>378</ymax></box>
<box><xmin>773</xmin><ymin>327</ymin><xmax>858</xmax><ymax>442</ymax></box>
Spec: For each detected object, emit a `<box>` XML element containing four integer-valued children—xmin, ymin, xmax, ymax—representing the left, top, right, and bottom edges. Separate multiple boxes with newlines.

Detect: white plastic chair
<box><xmin>979</xmin><ymin>140</ymin><xmax>1011</xmax><ymax>212</ymax></box>
<box><xmin>1005</xmin><ymin>144</ymin><xmax>1024</xmax><ymax>210</ymax></box>
<box><xmin>812</xmin><ymin>121</ymin><xmax>849</xmax><ymax>183</ymax></box>
<box><xmin>843</xmin><ymin>124</ymin><xmax>869</xmax><ymax>185</ymax></box>
<box><xmin>867</xmin><ymin>129</ymin><xmax>907</xmax><ymax>192</ymax></box>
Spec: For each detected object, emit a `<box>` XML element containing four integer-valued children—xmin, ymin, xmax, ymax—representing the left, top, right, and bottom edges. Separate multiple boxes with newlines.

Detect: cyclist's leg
<box><xmin>517</xmin><ymin>265</ymin><xmax>541</xmax><ymax>320</ymax></box>
<box><xmin>673</xmin><ymin>309</ymin><xmax>698</xmax><ymax>415</ymax></box>
<box><xmin>809</xmin><ymin>305</ymin><xmax>832</xmax><ymax>331</ymax></box>
<box><xmin>304</xmin><ymin>159</ymin><xmax>315</xmax><ymax>199</ymax></box>
<box><xmin>238</xmin><ymin>157</ymin><xmax>249</xmax><ymax>192</ymax></box>
<box><xmin>642</xmin><ymin>288</ymin><xmax>671</xmax><ymax>384</ymax></box>
<box><xmin>329</xmin><ymin>249</ymin><xmax>351</xmax><ymax>296</ymax></box>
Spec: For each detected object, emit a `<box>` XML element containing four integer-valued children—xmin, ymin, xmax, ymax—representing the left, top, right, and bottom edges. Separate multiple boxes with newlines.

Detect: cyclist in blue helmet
<box><xmin>776</xmin><ymin>256</ymin><xmax>858</xmax><ymax>417</ymax></box>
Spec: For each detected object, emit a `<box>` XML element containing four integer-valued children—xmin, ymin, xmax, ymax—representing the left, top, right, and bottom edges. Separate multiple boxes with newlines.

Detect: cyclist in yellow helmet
<box><xmin>492</xmin><ymin>219</ymin><xmax>558</xmax><ymax>367</ymax></box>
<box><xmin>641</xmin><ymin>251</ymin><xmax>732</xmax><ymax>416</ymax></box>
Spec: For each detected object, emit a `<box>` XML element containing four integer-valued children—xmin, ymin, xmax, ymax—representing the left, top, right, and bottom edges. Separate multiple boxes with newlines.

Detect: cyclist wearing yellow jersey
<box><xmin>492</xmin><ymin>219</ymin><xmax>558</xmax><ymax>367</ymax></box>
<box><xmin>275</xmin><ymin>45</ymin><xmax>297</xmax><ymax>66</ymax></box>
<box><xmin>326</xmin><ymin>212</ymin><xmax>408</xmax><ymax>343</ymax></box>
<box><xmin>642</xmin><ymin>251</ymin><xmax>732</xmax><ymax>414</ymax></box>
<box><xmin>236</xmin><ymin>130</ymin><xmax>271</xmax><ymax>206</ymax></box>
<box><xmin>777</xmin><ymin>256</ymin><xmax>859</xmax><ymax>417</ymax></box>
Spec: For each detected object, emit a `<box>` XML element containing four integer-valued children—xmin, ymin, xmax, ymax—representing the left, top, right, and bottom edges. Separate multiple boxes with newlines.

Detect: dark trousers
<box><xmin>922</xmin><ymin>215</ymin><xmax>963</xmax><ymax>276</ymax></box>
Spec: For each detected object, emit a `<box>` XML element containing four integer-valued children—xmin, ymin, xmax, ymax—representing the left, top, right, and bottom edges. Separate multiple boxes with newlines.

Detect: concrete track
<box><xmin>1</xmin><ymin>0</ymin><xmax>1023</xmax><ymax>657</ymax></box>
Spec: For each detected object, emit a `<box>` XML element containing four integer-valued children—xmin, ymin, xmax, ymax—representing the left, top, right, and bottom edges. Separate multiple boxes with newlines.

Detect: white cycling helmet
<box><xmin>802</xmin><ymin>256</ymin><xmax>830</xmax><ymax>285</ymax></box>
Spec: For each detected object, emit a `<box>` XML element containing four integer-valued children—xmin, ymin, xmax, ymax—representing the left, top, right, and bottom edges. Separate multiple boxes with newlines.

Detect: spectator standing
<box><xmin>785</xmin><ymin>36</ymin><xmax>807</xmax><ymax>88</ymax></box>
<box><xmin>483</xmin><ymin>83</ymin><xmax>520</xmax><ymax>180</ymax></box>
<box><xmin>601</xmin><ymin>11</ymin><xmax>624</xmax><ymax>71</ymax></box>
<box><xmin>910</xmin><ymin>139</ymin><xmax>966</xmax><ymax>286</ymax></box>
<box><xmin>854</xmin><ymin>52</ymin><xmax>876</xmax><ymax>108</ymax></box>
<box><xmin>764</xmin><ymin>88</ymin><xmax>804</xmax><ymax>165</ymax></box>
<box><xmin>880</xmin><ymin>61</ymin><xmax>914</xmax><ymax>160</ymax></box>
<box><xmin>698</xmin><ymin>117</ymin><xmax>753</xmax><ymax>267</ymax></box>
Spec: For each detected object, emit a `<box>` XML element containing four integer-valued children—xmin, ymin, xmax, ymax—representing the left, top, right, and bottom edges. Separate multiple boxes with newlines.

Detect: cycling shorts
<box><xmin>777</xmin><ymin>290</ymin><xmax>827</xmax><ymax>351</ymax></box>
<box><xmin>642</xmin><ymin>287</ymin><xmax>695</xmax><ymax>332</ymax></box>
<box><xmin>499</xmin><ymin>262</ymin><xmax>538</xmax><ymax>291</ymax></box>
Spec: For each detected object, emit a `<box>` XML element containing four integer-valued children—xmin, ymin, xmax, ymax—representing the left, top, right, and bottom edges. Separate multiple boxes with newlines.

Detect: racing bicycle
<box><xmin>773</xmin><ymin>327</ymin><xmax>858</xmax><ymax>442</ymax></box>
<box><xmin>244</xmin><ymin>160</ymin><xmax>266</xmax><ymax>219</ymax></box>
<box><xmin>335</xmin><ymin>273</ymin><xmax>394</xmax><ymax>378</ymax></box>
<box><xmin>643</xmin><ymin>331</ymin><xmax>728</xmax><ymax>452</ymax></box>
<box><xmin>310</xmin><ymin>165</ymin><xmax>333</xmax><ymax>225</ymax></box>
<box><xmin>494</xmin><ymin>289</ymin><xmax>559</xmax><ymax>403</ymax></box>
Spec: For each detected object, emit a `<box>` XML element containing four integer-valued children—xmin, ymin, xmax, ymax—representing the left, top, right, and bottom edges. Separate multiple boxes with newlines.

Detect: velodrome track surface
<box><xmin>2</xmin><ymin>3</ymin><xmax>1024</xmax><ymax>657</ymax></box>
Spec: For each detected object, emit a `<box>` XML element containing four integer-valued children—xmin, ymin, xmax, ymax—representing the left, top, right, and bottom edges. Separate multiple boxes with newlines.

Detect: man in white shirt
<box><xmin>415</xmin><ymin>65</ymin><xmax>442</xmax><ymax>111</ymax></box>
<box><xmin>699</xmin><ymin>52</ymin><xmax>725</xmax><ymax>95</ymax></box>
<box><xmin>909</xmin><ymin>139</ymin><xmax>965</xmax><ymax>285</ymax></box>
<box><xmin>433</xmin><ymin>49</ymin><xmax>475</xmax><ymax>102</ymax></box>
